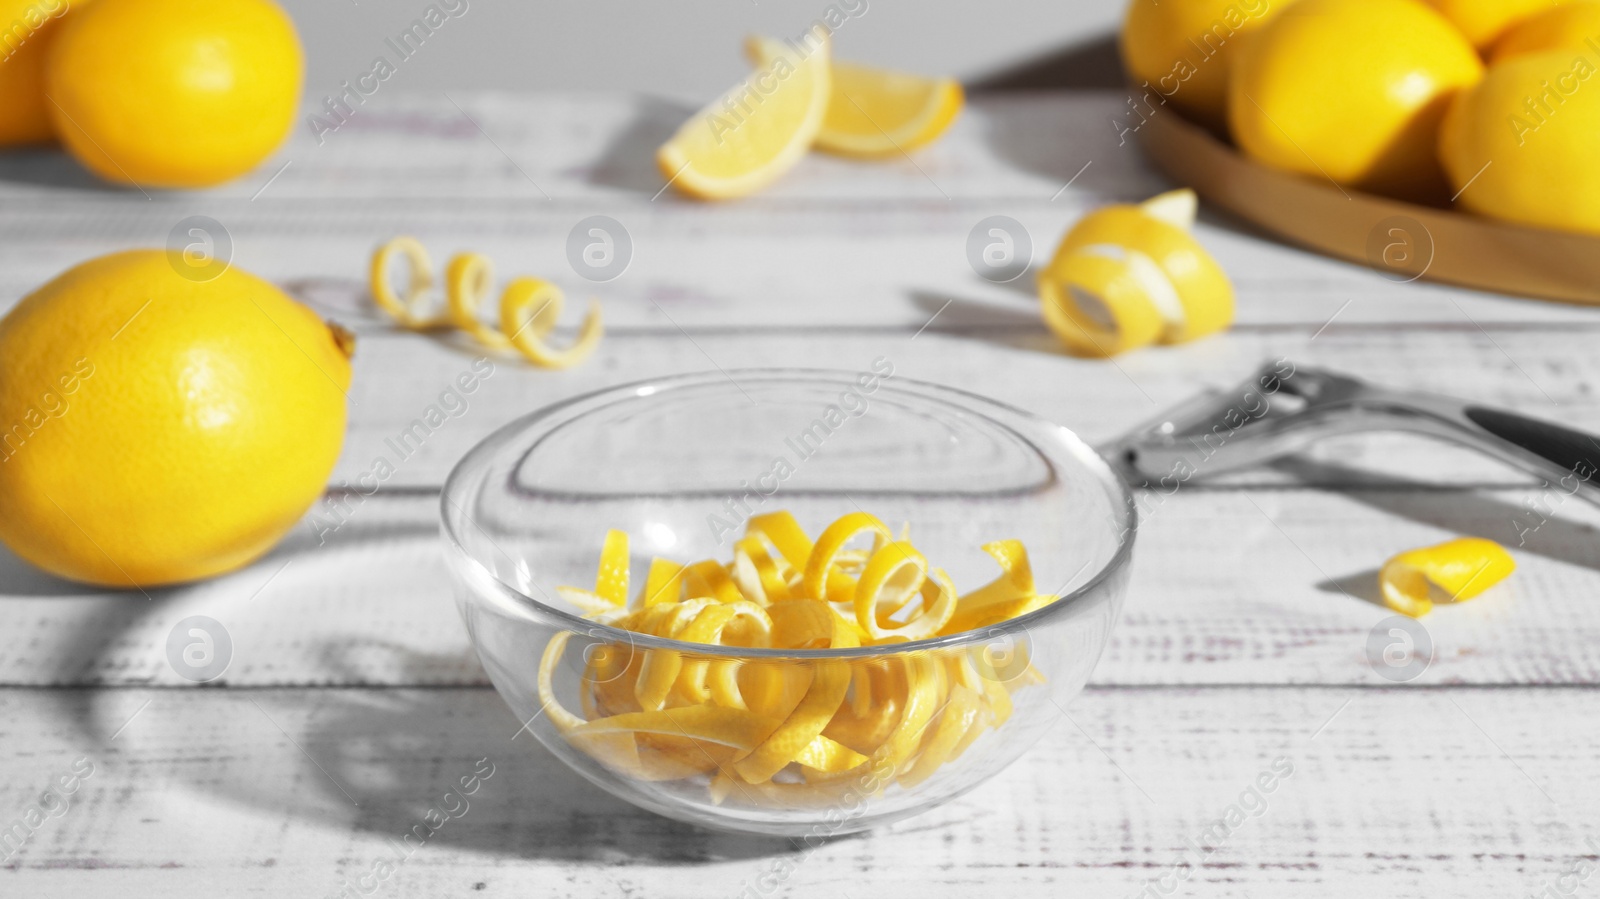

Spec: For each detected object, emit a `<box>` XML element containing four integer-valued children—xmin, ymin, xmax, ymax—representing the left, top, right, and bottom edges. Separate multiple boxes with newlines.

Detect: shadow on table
<box><xmin>1278</xmin><ymin>459</ymin><xmax>1600</xmax><ymax>585</ymax></box>
<box><xmin>281</xmin><ymin>276</ymin><xmax>535</xmax><ymax>363</ymax></box>
<box><xmin>967</xmin><ymin>34</ymin><xmax>1126</xmax><ymax>93</ymax></box>
<box><xmin>281</xmin><ymin>276</ymin><xmax>390</xmax><ymax>327</ymax></box>
<box><xmin>905</xmin><ymin>286</ymin><xmax>1065</xmax><ymax>355</ymax></box>
<box><xmin>1314</xmin><ymin>567</ymin><xmax>1389</xmax><ymax>609</ymax></box>
<box><xmin>298</xmin><ymin>673</ymin><xmax>802</xmax><ymax>865</ymax></box>
<box><xmin>0</xmin><ymin>542</ymin><xmax>112</xmax><ymax>599</ymax></box>
<box><xmin>57</xmin><ymin>520</ymin><xmax>803</xmax><ymax>867</ymax></box>
<box><xmin>586</xmin><ymin>95</ymin><xmax>696</xmax><ymax>196</ymax></box>
<box><xmin>966</xmin><ymin>33</ymin><xmax>1159</xmax><ymax>203</ymax></box>
<box><xmin>0</xmin><ymin>543</ymin><xmax>187</xmax><ymax>683</ymax></box>
<box><xmin>0</xmin><ymin>146</ymin><xmax>143</xmax><ymax>193</ymax></box>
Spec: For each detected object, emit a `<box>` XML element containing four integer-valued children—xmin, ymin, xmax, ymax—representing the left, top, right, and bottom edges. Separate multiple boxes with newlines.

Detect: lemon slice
<box><xmin>746</xmin><ymin>42</ymin><xmax>962</xmax><ymax>158</ymax></box>
<box><xmin>818</xmin><ymin>62</ymin><xmax>962</xmax><ymax>157</ymax></box>
<box><xmin>657</xmin><ymin>36</ymin><xmax>832</xmax><ymax>200</ymax></box>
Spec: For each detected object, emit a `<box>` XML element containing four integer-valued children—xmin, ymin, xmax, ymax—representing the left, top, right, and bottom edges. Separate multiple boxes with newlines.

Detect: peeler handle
<box><xmin>1461</xmin><ymin>406</ymin><xmax>1600</xmax><ymax>491</ymax></box>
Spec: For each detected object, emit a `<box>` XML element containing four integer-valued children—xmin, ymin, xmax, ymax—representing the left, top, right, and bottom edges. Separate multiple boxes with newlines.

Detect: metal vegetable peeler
<box><xmin>1106</xmin><ymin>360</ymin><xmax>1600</xmax><ymax>504</ymax></box>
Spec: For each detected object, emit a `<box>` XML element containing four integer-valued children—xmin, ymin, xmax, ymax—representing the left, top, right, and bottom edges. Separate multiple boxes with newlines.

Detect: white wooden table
<box><xmin>2</xmin><ymin>91</ymin><xmax>1598</xmax><ymax>898</ymax></box>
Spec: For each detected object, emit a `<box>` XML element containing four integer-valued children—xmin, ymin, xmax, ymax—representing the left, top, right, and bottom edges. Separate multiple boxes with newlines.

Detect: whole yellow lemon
<box><xmin>1229</xmin><ymin>0</ymin><xmax>1483</xmax><ymax>200</ymax></box>
<box><xmin>1439</xmin><ymin>50</ymin><xmax>1600</xmax><ymax>234</ymax></box>
<box><xmin>1491</xmin><ymin>1</ymin><xmax>1600</xmax><ymax>62</ymax></box>
<box><xmin>1425</xmin><ymin>0</ymin><xmax>1564</xmax><ymax>50</ymax></box>
<box><xmin>0</xmin><ymin>250</ymin><xmax>352</xmax><ymax>587</ymax></box>
<box><xmin>0</xmin><ymin>0</ymin><xmax>88</xmax><ymax>146</ymax></box>
<box><xmin>44</xmin><ymin>0</ymin><xmax>302</xmax><ymax>188</ymax></box>
<box><xmin>1121</xmin><ymin>0</ymin><xmax>1297</xmax><ymax>130</ymax></box>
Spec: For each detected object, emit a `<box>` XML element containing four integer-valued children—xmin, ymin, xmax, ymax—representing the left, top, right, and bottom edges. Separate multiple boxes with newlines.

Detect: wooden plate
<box><xmin>1137</xmin><ymin>108</ymin><xmax>1600</xmax><ymax>306</ymax></box>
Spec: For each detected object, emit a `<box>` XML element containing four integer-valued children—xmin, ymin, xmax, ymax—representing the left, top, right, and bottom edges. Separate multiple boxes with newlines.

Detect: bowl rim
<box><xmin>440</xmin><ymin>367</ymin><xmax>1137</xmax><ymax>659</ymax></box>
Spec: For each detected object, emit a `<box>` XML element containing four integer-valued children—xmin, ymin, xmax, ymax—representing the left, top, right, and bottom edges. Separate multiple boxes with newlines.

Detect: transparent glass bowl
<box><xmin>441</xmin><ymin>368</ymin><xmax>1135</xmax><ymax>836</ymax></box>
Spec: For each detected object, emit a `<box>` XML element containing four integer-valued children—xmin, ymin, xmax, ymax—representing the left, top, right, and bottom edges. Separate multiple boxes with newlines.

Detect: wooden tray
<box><xmin>1137</xmin><ymin>108</ymin><xmax>1600</xmax><ymax>306</ymax></box>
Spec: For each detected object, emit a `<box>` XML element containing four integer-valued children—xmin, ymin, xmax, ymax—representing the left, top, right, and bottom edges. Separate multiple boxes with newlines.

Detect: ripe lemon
<box><xmin>1491</xmin><ymin>1</ymin><xmax>1600</xmax><ymax>62</ymax></box>
<box><xmin>0</xmin><ymin>250</ymin><xmax>352</xmax><ymax>588</ymax></box>
<box><xmin>658</xmin><ymin>35</ymin><xmax>831</xmax><ymax>199</ymax></box>
<box><xmin>0</xmin><ymin>0</ymin><xmax>88</xmax><ymax>146</ymax></box>
<box><xmin>1120</xmin><ymin>0</ymin><xmax>1298</xmax><ymax>130</ymax></box>
<box><xmin>1229</xmin><ymin>0</ymin><xmax>1482</xmax><ymax>200</ymax></box>
<box><xmin>1439</xmin><ymin>50</ymin><xmax>1600</xmax><ymax>234</ymax></box>
<box><xmin>748</xmin><ymin>41</ymin><xmax>962</xmax><ymax>158</ymax></box>
<box><xmin>1424</xmin><ymin>0</ymin><xmax>1562</xmax><ymax>50</ymax></box>
<box><xmin>44</xmin><ymin>0</ymin><xmax>302</xmax><ymax>188</ymax></box>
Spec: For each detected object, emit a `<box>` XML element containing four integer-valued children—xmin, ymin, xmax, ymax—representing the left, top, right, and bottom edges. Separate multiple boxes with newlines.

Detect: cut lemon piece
<box><xmin>819</xmin><ymin>63</ymin><xmax>962</xmax><ymax>157</ymax></box>
<box><xmin>657</xmin><ymin>36</ymin><xmax>831</xmax><ymax>200</ymax></box>
<box><xmin>747</xmin><ymin>43</ymin><xmax>962</xmax><ymax>158</ymax></box>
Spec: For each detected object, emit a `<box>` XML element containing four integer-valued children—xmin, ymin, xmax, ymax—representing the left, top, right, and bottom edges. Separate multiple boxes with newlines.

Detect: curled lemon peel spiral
<box><xmin>1038</xmin><ymin>188</ymin><xmax>1234</xmax><ymax>358</ymax></box>
<box><xmin>1379</xmin><ymin>537</ymin><xmax>1516</xmax><ymax>618</ymax></box>
<box><xmin>369</xmin><ymin>236</ymin><xmax>451</xmax><ymax>330</ymax></box>
<box><xmin>536</xmin><ymin>511</ymin><xmax>1062</xmax><ymax>805</ymax></box>
<box><xmin>368</xmin><ymin>236</ymin><xmax>604</xmax><ymax>369</ymax></box>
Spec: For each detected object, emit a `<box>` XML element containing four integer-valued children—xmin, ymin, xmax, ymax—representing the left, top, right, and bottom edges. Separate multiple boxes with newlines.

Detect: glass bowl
<box><xmin>441</xmin><ymin>367</ymin><xmax>1135</xmax><ymax>837</ymax></box>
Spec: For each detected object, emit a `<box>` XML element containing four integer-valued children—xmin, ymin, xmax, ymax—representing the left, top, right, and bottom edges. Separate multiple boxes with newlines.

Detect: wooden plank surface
<box><xmin>1</xmin><ymin>685</ymin><xmax>1595</xmax><ymax>898</ymax></box>
<box><xmin>2</xmin><ymin>482</ymin><xmax>1594</xmax><ymax>689</ymax></box>
<box><xmin>326</xmin><ymin>326</ymin><xmax>1594</xmax><ymax>489</ymax></box>
<box><xmin>3</xmin><ymin>93</ymin><xmax>1597</xmax><ymax>329</ymax></box>
<box><xmin>2</xmin><ymin>91</ymin><xmax>1599</xmax><ymax>896</ymax></box>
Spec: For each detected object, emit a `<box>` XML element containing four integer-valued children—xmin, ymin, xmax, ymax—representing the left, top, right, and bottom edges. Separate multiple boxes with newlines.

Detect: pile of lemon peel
<box><xmin>539</xmin><ymin>510</ymin><xmax>1055</xmax><ymax>805</ymax></box>
<box><xmin>1379</xmin><ymin>536</ymin><xmax>1516</xmax><ymax>618</ymax></box>
<box><xmin>370</xmin><ymin>236</ymin><xmax>602</xmax><ymax>369</ymax></box>
<box><xmin>1038</xmin><ymin>188</ymin><xmax>1235</xmax><ymax>358</ymax></box>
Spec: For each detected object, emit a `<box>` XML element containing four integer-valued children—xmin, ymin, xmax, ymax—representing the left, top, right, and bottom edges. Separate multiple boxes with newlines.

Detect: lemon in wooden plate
<box><xmin>0</xmin><ymin>250</ymin><xmax>352</xmax><ymax>587</ymax></box>
<box><xmin>1229</xmin><ymin>0</ymin><xmax>1483</xmax><ymax>200</ymax></box>
<box><xmin>1440</xmin><ymin>50</ymin><xmax>1600</xmax><ymax>235</ymax></box>
<box><xmin>1120</xmin><ymin>0</ymin><xmax>1298</xmax><ymax>130</ymax></box>
<box><xmin>1424</xmin><ymin>0</ymin><xmax>1563</xmax><ymax>50</ymax></box>
<box><xmin>1490</xmin><ymin>1</ymin><xmax>1600</xmax><ymax>62</ymax></box>
<box><xmin>45</xmin><ymin>0</ymin><xmax>302</xmax><ymax>187</ymax></box>
<box><xmin>0</xmin><ymin>0</ymin><xmax>92</xmax><ymax>146</ymax></box>
<box><xmin>657</xmin><ymin>35</ymin><xmax>831</xmax><ymax>199</ymax></box>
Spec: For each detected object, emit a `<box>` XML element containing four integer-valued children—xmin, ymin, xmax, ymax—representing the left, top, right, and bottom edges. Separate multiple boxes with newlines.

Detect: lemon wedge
<box><xmin>657</xmin><ymin>36</ymin><xmax>832</xmax><ymax>200</ymax></box>
<box><xmin>747</xmin><ymin>42</ymin><xmax>963</xmax><ymax>158</ymax></box>
<box><xmin>814</xmin><ymin>61</ymin><xmax>963</xmax><ymax>157</ymax></box>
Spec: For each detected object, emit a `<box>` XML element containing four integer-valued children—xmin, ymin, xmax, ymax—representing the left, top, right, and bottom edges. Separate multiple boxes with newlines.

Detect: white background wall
<box><xmin>277</xmin><ymin>0</ymin><xmax>1124</xmax><ymax>101</ymax></box>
